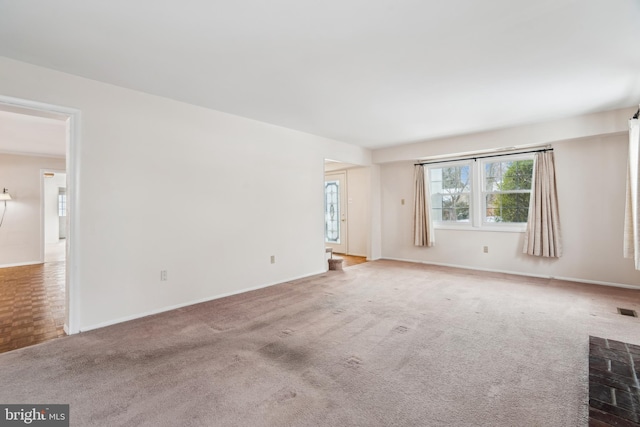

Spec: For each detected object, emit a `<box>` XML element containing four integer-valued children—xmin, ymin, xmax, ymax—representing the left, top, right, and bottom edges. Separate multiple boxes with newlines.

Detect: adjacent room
<box><xmin>0</xmin><ymin>1</ymin><xmax>639</xmax><ymax>426</ymax></box>
<box><xmin>0</xmin><ymin>106</ymin><xmax>68</xmax><ymax>353</ymax></box>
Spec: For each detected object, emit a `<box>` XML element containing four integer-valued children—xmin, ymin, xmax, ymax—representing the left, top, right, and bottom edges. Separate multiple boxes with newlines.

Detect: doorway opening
<box><xmin>0</xmin><ymin>95</ymin><xmax>80</xmax><ymax>352</ymax></box>
<box><xmin>324</xmin><ymin>160</ymin><xmax>369</xmax><ymax>268</ymax></box>
<box><xmin>324</xmin><ymin>170</ymin><xmax>348</xmax><ymax>255</ymax></box>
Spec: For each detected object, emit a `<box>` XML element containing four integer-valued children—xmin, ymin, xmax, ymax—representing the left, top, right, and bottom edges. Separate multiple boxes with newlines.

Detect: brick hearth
<box><xmin>589</xmin><ymin>336</ymin><xmax>640</xmax><ymax>426</ymax></box>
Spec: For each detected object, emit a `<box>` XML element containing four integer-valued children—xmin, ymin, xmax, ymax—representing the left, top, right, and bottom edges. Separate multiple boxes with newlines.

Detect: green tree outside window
<box><xmin>485</xmin><ymin>160</ymin><xmax>533</xmax><ymax>223</ymax></box>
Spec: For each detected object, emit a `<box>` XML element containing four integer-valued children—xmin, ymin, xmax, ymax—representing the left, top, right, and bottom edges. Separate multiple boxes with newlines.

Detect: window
<box><xmin>483</xmin><ymin>159</ymin><xmax>533</xmax><ymax>223</ymax></box>
<box><xmin>324</xmin><ymin>180</ymin><xmax>340</xmax><ymax>243</ymax></box>
<box><xmin>429</xmin><ymin>163</ymin><xmax>471</xmax><ymax>223</ymax></box>
<box><xmin>58</xmin><ymin>190</ymin><xmax>66</xmax><ymax>217</ymax></box>
<box><xmin>426</xmin><ymin>154</ymin><xmax>534</xmax><ymax>231</ymax></box>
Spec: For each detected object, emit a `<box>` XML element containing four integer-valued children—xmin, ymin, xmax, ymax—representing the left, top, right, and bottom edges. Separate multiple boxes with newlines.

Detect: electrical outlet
<box><xmin>270</xmin><ymin>255</ymin><xmax>276</xmax><ymax>264</ymax></box>
<box><xmin>483</xmin><ymin>246</ymin><xmax>489</xmax><ymax>254</ymax></box>
<box><xmin>160</xmin><ymin>270</ymin><xmax>167</xmax><ymax>281</ymax></box>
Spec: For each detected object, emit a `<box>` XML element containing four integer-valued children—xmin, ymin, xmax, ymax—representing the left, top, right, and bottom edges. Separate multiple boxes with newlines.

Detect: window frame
<box><xmin>425</xmin><ymin>153</ymin><xmax>534</xmax><ymax>233</ymax></box>
<box><xmin>58</xmin><ymin>192</ymin><xmax>67</xmax><ymax>217</ymax></box>
<box><xmin>480</xmin><ymin>154</ymin><xmax>534</xmax><ymax>231</ymax></box>
<box><xmin>427</xmin><ymin>160</ymin><xmax>473</xmax><ymax>229</ymax></box>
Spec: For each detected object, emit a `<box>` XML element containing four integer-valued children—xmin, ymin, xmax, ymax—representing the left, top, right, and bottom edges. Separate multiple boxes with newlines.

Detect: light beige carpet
<box><xmin>1</xmin><ymin>260</ymin><xmax>640</xmax><ymax>426</ymax></box>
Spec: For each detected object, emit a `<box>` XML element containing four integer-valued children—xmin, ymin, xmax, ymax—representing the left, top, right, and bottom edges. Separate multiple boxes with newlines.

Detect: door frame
<box><xmin>0</xmin><ymin>95</ymin><xmax>81</xmax><ymax>335</ymax></box>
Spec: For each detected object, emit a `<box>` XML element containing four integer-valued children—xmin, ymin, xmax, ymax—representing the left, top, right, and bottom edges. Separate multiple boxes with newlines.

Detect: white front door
<box><xmin>324</xmin><ymin>172</ymin><xmax>348</xmax><ymax>254</ymax></box>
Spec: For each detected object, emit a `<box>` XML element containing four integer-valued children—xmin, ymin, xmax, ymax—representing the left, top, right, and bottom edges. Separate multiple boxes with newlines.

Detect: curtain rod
<box><xmin>414</xmin><ymin>148</ymin><xmax>553</xmax><ymax>166</ymax></box>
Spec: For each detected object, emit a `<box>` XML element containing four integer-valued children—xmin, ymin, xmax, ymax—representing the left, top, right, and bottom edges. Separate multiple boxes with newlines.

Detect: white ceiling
<box><xmin>0</xmin><ymin>108</ymin><xmax>67</xmax><ymax>157</ymax></box>
<box><xmin>1</xmin><ymin>0</ymin><xmax>639</xmax><ymax>149</ymax></box>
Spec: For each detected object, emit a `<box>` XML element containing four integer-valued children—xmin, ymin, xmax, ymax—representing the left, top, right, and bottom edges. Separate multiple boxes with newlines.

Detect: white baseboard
<box><xmin>80</xmin><ymin>269</ymin><xmax>327</xmax><ymax>333</ymax></box>
<box><xmin>380</xmin><ymin>257</ymin><xmax>640</xmax><ymax>290</ymax></box>
<box><xmin>0</xmin><ymin>261</ymin><xmax>42</xmax><ymax>269</ymax></box>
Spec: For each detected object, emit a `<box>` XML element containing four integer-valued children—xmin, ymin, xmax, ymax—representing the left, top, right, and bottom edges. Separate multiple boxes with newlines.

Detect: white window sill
<box><xmin>434</xmin><ymin>224</ymin><xmax>526</xmax><ymax>233</ymax></box>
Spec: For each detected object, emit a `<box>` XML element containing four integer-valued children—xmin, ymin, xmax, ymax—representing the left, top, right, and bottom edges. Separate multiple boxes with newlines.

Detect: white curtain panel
<box><xmin>624</xmin><ymin>117</ymin><xmax>640</xmax><ymax>268</ymax></box>
<box><xmin>523</xmin><ymin>151</ymin><xmax>562</xmax><ymax>257</ymax></box>
<box><xmin>413</xmin><ymin>165</ymin><xmax>434</xmax><ymax>247</ymax></box>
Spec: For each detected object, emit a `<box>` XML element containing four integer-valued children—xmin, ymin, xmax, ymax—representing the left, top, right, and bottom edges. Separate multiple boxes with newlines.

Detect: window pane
<box><xmin>441</xmin><ymin>166</ymin><xmax>470</xmax><ymax>191</ymax></box>
<box><xmin>442</xmin><ymin>167</ymin><xmax>456</xmax><ymax>190</ymax></box>
<box><xmin>58</xmin><ymin>193</ymin><xmax>67</xmax><ymax>217</ymax></box>
<box><xmin>431</xmin><ymin>207</ymin><xmax>443</xmax><ymax>222</ymax></box>
<box><xmin>428</xmin><ymin>163</ymin><xmax>471</xmax><ymax>223</ymax></box>
<box><xmin>481</xmin><ymin>158</ymin><xmax>534</xmax><ymax>223</ymax></box>
<box><xmin>515</xmin><ymin>208</ymin><xmax>529</xmax><ymax>223</ymax></box>
<box><xmin>485</xmin><ymin>193</ymin><xmax>498</xmax><ymax>210</ymax></box>
<box><xmin>484</xmin><ymin>160</ymin><xmax>534</xmax><ymax>191</ymax></box>
<box><xmin>456</xmin><ymin>208</ymin><xmax>469</xmax><ymax>221</ymax></box>
<box><xmin>324</xmin><ymin>181</ymin><xmax>340</xmax><ymax>243</ymax></box>
<box><xmin>484</xmin><ymin>192</ymin><xmax>531</xmax><ymax>223</ymax></box>
<box><xmin>485</xmin><ymin>207</ymin><xmax>498</xmax><ymax>221</ymax></box>
<box><xmin>501</xmin><ymin>208</ymin><xmax>516</xmax><ymax>221</ymax></box>
<box><xmin>455</xmin><ymin>194</ymin><xmax>469</xmax><ymax>207</ymax></box>
<box><xmin>431</xmin><ymin>194</ymin><xmax>443</xmax><ymax>209</ymax></box>
<box><xmin>484</xmin><ymin>163</ymin><xmax>498</xmax><ymax>191</ymax></box>
<box><xmin>514</xmin><ymin>192</ymin><xmax>531</xmax><ymax>207</ymax></box>
<box><xmin>504</xmin><ymin>160</ymin><xmax>533</xmax><ymax>190</ymax></box>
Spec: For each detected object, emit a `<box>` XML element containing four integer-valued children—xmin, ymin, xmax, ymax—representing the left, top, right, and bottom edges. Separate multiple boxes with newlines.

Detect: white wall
<box><xmin>368</xmin><ymin>164</ymin><xmax>382</xmax><ymax>261</ymax></box>
<box><xmin>345</xmin><ymin>167</ymin><xmax>369</xmax><ymax>257</ymax></box>
<box><xmin>0</xmin><ymin>57</ymin><xmax>371</xmax><ymax>331</ymax></box>
<box><xmin>379</xmin><ymin>132</ymin><xmax>640</xmax><ymax>287</ymax></box>
<box><xmin>373</xmin><ymin>107</ymin><xmax>635</xmax><ymax>163</ymax></box>
<box><xmin>0</xmin><ymin>154</ymin><xmax>66</xmax><ymax>266</ymax></box>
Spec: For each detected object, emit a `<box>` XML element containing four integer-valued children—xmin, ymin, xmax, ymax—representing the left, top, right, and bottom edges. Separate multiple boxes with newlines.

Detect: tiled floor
<box><xmin>589</xmin><ymin>336</ymin><xmax>640</xmax><ymax>426</ymax></box>
<box><xmin>0</xmin><ymin>261</ymin><xmax>66</xmax><ymax>354</ymax></box>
